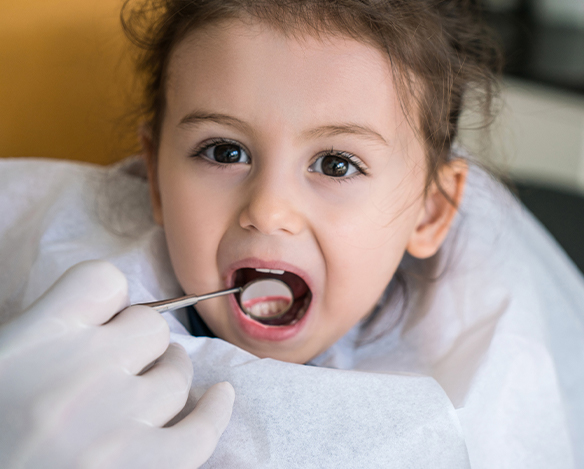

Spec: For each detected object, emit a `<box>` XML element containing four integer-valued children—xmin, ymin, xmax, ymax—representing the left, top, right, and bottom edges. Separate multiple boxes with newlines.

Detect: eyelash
<box><xmin>312</xmin><ymin>148</ymin><xmax>369</xmax><ymax>179</ymax></box>
<box><xmin>190</xmin><ymin>138</ymin><xmax>369</xmax><ymax>179</ymax></box>
<box><xmin>190</xmin><ymin>138</ymin><xmax>250</xmax><ymax>168</ymax></box>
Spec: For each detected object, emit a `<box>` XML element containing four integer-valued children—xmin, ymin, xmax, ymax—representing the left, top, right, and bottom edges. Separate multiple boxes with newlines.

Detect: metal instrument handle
<box><xmin>137</xmin><ymin>287</ymin><xmax>242</xmax><ymax>313</ymax></box>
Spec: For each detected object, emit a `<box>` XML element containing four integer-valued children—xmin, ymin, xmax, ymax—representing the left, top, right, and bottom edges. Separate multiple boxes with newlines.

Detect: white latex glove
<box><xmin>0</xmin><ymin>260</ymin><xmax>234</xmax><ymax>469</ymax></box>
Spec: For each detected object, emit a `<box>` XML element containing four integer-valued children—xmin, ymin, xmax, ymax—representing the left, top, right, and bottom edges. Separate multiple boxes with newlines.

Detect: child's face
<box><xmin>149</xmin><ymin>20</ymin><xmax>434</xmax><ymax>363</ymax></box>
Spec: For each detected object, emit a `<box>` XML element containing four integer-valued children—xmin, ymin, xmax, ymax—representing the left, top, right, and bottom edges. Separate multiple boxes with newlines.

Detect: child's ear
<box><xmin>406</xmin><ymin>159</ymin><xmax>468</xmax><ymax>259</ymax></box>
<box><xmin>140</xmin><ymin>125</ymin><xmax>164</xmax><ymax>226</ymax></box>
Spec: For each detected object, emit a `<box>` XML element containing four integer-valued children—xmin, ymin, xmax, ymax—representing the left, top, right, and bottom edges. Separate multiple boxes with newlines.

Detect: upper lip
<box><xmin>224</xmin><ymin>257</ymin><xmax>314</xmax><ymax>294</ymax></box>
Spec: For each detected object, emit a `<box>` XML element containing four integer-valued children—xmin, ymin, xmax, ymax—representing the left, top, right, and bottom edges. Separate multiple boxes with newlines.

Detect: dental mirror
<box><xmin>238</xmin><ymin>278</ymin><xmax>294</xmax><ymax>320</ymax></box>
<box><xmin>137</xmin><ymin>278</ymin><xmax>294</xmax><ymax>320</ymax></box>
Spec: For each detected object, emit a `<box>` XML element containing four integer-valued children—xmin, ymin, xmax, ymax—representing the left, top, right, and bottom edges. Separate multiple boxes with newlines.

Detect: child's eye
<box><xmin>193</xmin><ymin>139</ymin><xmax>251</xmax><ymax>164</ymax></box>
<box><xmin>308</xmin><ymin>152</ymin><xmax>366</xmax><ymax>178</ymax></box>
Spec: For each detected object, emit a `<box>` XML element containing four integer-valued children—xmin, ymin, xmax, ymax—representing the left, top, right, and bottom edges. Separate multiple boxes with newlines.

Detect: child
<box><xmin>126</xmin><ymin>0</ymin><xmax>492</xmax><ymax>365</ymax></box>
<box><xmin>0</xmin><ymin>0</ymin><xmax>583</xmax><ymax>467</ymax></box>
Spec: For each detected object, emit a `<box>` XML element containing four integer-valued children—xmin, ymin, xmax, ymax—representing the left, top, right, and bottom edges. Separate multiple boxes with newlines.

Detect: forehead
<box><xmin>164</xmin><ymin>19</ymin><xmax>405</xmax><ymax>127</ymax></box>
<box><xmin>170</xmin><ymin>18</ymin><xmax>387</xmax><ymax>64</ymax></box>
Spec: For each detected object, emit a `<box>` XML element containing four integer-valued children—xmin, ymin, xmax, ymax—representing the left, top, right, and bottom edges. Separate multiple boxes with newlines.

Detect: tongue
<box><xmin>284</xmin><ymin>273</ymin><xmax>308</xmax><ymax>298</ymax></box>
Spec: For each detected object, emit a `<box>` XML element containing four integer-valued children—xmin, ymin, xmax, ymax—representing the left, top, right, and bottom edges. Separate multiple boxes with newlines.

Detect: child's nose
<box><xmin>238</xmin><ymin>174</ymin><xmax>305</xmax><ymax>236</ymax></box>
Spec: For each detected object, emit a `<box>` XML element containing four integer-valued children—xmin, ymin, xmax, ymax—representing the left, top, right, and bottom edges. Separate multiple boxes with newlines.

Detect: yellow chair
<box><xmin>0</xmin><ymin>0</ymin><xmax>139</xmax><ymax>165</ymax></box>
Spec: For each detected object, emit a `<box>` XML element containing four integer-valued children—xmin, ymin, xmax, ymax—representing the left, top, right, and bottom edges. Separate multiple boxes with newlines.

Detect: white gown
<box><xmin>1</xmin><ymin>156</ymin><xmax>582</xmax><ymax>468</ymax></box>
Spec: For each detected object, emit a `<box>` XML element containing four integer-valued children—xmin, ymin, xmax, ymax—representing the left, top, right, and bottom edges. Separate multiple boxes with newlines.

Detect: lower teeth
<box><xmin>243</xmin><ymin>294</ymin><xmax>311</xmax><ymax>327</ymax></box>
<box><xmin>243</xmin><ymin>297</ymin><xmax>290</xmax><ymax>319</ymax></box>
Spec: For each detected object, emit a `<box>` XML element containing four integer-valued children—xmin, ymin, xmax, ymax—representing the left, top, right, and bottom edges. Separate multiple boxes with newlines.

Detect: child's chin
<box><xmin>239</xmin><ymin>339</ymin><xmax>321</xmax><ymax>365</ymax></box>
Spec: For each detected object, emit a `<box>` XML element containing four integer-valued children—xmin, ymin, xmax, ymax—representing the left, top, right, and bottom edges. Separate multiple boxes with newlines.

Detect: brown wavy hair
<box><xmin>121</xmin><ymin>0</ymin><xmax>502</xmax><ymax>188</ymax></box>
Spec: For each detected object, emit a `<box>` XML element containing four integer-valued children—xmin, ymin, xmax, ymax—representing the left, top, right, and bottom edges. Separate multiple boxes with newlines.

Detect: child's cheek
<box><xmin>157</xmin><ymin>162</ymin><xmax>232</xmax><ymax>292</ymax></box>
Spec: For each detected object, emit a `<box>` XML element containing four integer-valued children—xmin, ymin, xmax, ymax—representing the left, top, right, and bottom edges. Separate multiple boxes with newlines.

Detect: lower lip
<box><xmin>228</xmin><ymin>294</ymin><xmax>312</xmax><ymax>342</ymax></box>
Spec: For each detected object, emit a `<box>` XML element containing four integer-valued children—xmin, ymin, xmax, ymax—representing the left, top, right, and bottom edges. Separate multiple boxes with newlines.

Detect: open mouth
<box><xmin>233</xmin><ymin>268</ymin><xmax>312</xmax><ymax>326</ymax></box>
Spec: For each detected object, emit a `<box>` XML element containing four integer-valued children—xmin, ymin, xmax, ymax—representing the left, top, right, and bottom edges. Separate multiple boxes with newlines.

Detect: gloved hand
<box><xmin>0</xmin><ymin>260</ymin><xmax>234</xmax><ymax>469</ymax></box>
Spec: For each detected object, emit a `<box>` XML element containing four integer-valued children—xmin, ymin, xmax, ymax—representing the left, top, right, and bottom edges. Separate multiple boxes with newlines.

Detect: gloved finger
<box><xmin>161</xmin><ymin>381</ymin><xmax>235</xmax><ymax>468</ymax></box>
<box><xmin>80</xmin><ymin>382</ymin><xmax>235</xmax><ymax>469</ymax></box>
<box><xmin>1</xmin><ymin>261</ymin><xmax>129</xmax><ymax>357</ymax></box>
<box><xmin>131</xmin><ymin>343</ymin><xmax>194</xmax><ymax>428</ymax></box>
<box><xmin>25</xmin><ymin>260</ymin><xmax>129</xmax><ymax>326</ymax></box>
<box><xmin>92</xmin><ymin>305</ymin><xmax>170</xmax><ymax>375</ymax></box>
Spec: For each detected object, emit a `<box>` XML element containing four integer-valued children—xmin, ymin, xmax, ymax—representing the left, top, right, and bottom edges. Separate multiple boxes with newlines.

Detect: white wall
<box><xmin>458</xmin><ymin>78</ymin><xmax>584</xmax><ymax>194</ymax></box>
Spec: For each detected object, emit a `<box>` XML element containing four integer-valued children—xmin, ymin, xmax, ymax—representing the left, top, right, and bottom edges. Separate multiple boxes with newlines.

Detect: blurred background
<box><xmin>0</xmin><ymin>0</ymin><xmax>583</xmax><ymax>271</ymax></box>
<box><xmin>459</xmin><ymin>0</ymin><xmax>584</xmax><ymax>272</ymax></box>
<box><xmin>0</xmin><ymin>0</ymin><xmax>138</xmax><ymax>166</ymax></box>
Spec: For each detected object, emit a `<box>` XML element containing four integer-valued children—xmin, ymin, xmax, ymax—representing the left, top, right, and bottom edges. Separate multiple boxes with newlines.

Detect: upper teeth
<box><xmin>255</xmin><ymin>268</ymin><xmax>285</xmax><ymax>275</ymax></box>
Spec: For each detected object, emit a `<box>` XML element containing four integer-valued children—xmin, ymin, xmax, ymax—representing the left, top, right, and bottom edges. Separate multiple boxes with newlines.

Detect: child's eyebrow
<box><xmin>178</xmin><ymin>111</ymin><xmax>388</xmax><ymax>147</ymax></box>
<box><xmin>178</xmin><ymin>111</ymin><xmax>254</xmax><ymax>136</ymax></box>
<box><xmin>303</xmin><ymin>124</ymin><xmax>390</xmax><ymax>147</ymax></box>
